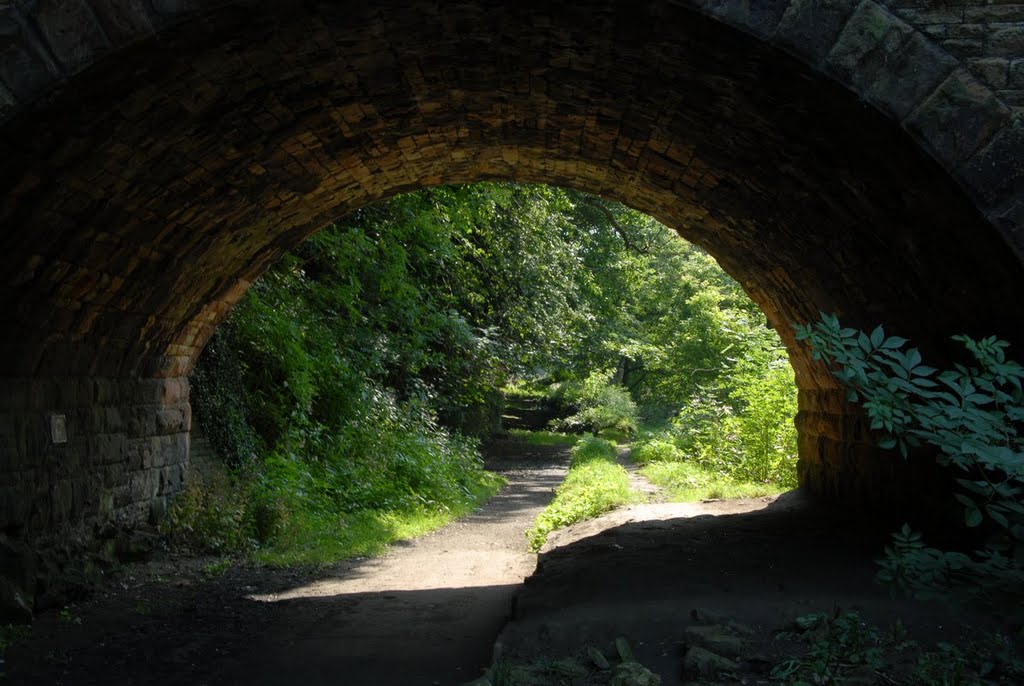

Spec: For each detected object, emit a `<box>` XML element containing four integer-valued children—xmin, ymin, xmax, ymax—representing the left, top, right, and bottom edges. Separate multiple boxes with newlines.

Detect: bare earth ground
<box><xmin>4</xmin><ymin>440</ymin><xmax>1006</xmax><ymax>685</ymax></box>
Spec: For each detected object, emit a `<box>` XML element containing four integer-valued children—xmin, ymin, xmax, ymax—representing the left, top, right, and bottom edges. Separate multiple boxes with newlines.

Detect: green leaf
<box><xmin>870</xmin><ymin>325</ymin><xmax>885</xmax><ymax>348</ymax></box>
<box><xmin>964</xmin><ymin>507</ymin><xmax>983</xmax><ymax>527</ymax></box>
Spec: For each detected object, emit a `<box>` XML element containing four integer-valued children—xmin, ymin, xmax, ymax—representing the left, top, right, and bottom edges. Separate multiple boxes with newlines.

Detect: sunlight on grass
<box><xmin>506</xmin><ymin>428</ymin><xmax>580</xmax><ymax>446</ymax></box>
<box><xmin>526</xmin><ymin>437</ymin><xmax>637</xmax><ymax>551</ymax></box>
<box><xmin>254</xmin><ymin>472</ymin><xmax>505</xmax><ymax>567</ymax></box>
<box><xmin>641</xmin><ymin>460</ymin><xmax>784</xmax><ymax>502</ymax></box>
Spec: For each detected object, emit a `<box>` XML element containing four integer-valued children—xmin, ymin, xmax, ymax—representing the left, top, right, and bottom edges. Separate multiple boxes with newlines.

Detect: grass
<box><xmin>255</xmin><ymin>471</ymin><xmax>505</xmax><ymax>567</ymax></box>
<box><xmin>506</xmin><ymin>428</ymin><xmax>580</xmax><ymax>446</ymax></box>
<box><xmin>501</xmin><ymin>381</ymin><xmax>550</xmax><ymax>400</ymax></box>
<box><xmin>526</xmin><ymin>437</ymin><xmax>636</xmax><ymax>551</ymax></box>
<box><xmin>641</xmin><ymin>460</ymin><xmax>785</xmax><ymax>501</ymax></box>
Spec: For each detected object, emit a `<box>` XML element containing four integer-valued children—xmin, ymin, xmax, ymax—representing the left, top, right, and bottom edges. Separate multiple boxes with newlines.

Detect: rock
<box><xmin>684</xmin><ymin>625</ymin><xmax>746</xmax><ymax>657</ymax></box>
<box><xmin>690</xmin><ymin>607</ymin><xmax>733</xmax><ymax>624</ymax></box>
<box><xmin>610</xmin><ymin>661</ymin><xmax>661</xmax><ymax>686</ymax></box>
<box><xmin>682</xmin><ymin>645</ymin><xmax>739</xmax><ymax>679</ymax></box>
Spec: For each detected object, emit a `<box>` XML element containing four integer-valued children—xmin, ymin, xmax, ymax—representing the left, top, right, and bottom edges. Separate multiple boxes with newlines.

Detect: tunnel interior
<box><xmin>0</xmin><ymin>0</ymin><xmax>1022</xmax><ymax>611</ymax></box>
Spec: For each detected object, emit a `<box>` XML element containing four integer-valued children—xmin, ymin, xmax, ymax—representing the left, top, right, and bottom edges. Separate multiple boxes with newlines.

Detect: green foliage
<box><xmin>668</xmin><ymin>339</ymin><xmax>798</xmax><ymax>488</ymax></box>
<box><xmin>506</xmin><ymin>429</ymin><xmax>580</xmax><ymax>446</ymax></box>
<box><xmin>631</xmin><ymin>438</ymin><xmax>686</xmax><ymax>465</ymax></box>
<box><xmin>569</xmin><ymin>436</ymin><xmax>619</xmax><ymax>466</ymax></box>
<box><xmin>772</xmin><ymin>612</ymin><xmax>887</xmax><ymax>684</ymax></box>
<box><xmin>773</xmin><ymin>611</ymin><xmax>1024</xmax><ymax>686</ymax></box>
<box><xmin>527</xmin><ymin>437</ymin><xmax>634</xmax><ymax>550</ymax></box>
<box><xmin>640</xmin><ymin>460</ymin><xmax>784</xmax><ymax>502</ymax></box>
<box><xmin>795</xmin><ymin>315</ymin><xmax>1024</xmax><ymax>606</ymax></box>
<box><xmin>552</xmin><ymin>370</ymin><xmax>639</xmax><ymax>435</ymax></box>
<box><xmin>183</xmin><ymin>180</ymin><xmax>798</xmax><ymax>565</ymax></box>
<box><xmin>911</xmin><ymin>636</ymin><xmax>1024</xmax><ymax>686</ymax></box>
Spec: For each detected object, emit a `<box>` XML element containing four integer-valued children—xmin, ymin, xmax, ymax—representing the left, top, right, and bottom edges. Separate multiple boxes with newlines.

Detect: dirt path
<box><xmin>6</xmin><ymin>442</ymin><xmax>1007</xmax><ymax>686</ymax></box>
<box><xmin>616</xmin><ymin>443</ymin><xmax>662</xmax><ymax>502</ymax></box>
<box><xmin>4</xmin><ymin>440</ymin><xmax>569</xmax><ymax>686</ymax></box>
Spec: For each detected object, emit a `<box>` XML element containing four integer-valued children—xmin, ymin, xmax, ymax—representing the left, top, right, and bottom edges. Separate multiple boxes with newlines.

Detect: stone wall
<box><xmin>883</xmin><ymin>1</ymin><xmax>1024</xmax><ymax>114</ymax></box>
<box><xmin>0</xmin><ymin>376</ymin><xmax>188</xmax><ymax>620</ymax></box>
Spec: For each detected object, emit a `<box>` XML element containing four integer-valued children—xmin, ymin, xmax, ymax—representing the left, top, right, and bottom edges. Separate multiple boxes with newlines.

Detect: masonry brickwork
<box><xmin>0</xmin><ymin>0</ymin><xmax>1021</xmax><ymax>615</ymax></box>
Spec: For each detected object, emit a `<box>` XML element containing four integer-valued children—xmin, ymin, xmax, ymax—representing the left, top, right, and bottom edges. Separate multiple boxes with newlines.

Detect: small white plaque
<box><xmin>50</xmin><ymin>414</ymin><xmax>67</xmax><ymax>444</ymax></box>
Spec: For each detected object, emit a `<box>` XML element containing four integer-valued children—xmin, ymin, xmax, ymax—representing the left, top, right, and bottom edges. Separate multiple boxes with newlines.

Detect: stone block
<box><xmin>825</xmin><ymin>2</ymin><xmax>913</xmax><ymax>89</ymax></box>
<box><xmin>864</xmin><ymin>30</ymin><xmax>958</xmax><ymax>120</ymax></box>
<box><xmin>88</xmin><ymin>432</ymin><xmax>127</xmax><ymax>466</ymax></box>
<box><xmin>30</xmin><ymin>0</ymin><xmax>111</xmax><ymax>74</ymax></box>
<box><xmin>103</xmin><ymin>406</ymin><xmax>124</xmax><ymax>432</ymax></box>
<box><xmin>155</xmin><ymin>407</ymin><xmax>185</xmax><ymax>434</ymax></box>
<box><xmin>0</xmin><ymin>8</ymin><xmax>59</xmax><ymax>100</ymax></box>
<box><xmin>50</xmin><ymin>479</ymin><xmax>76</xmax><ymax>524</ymax></box>
<box><xmin>962</xmin><ymin>5</ymin><xmax>1024</xmax><ymax>24</ymax></box>
<box><xmin>987</xmin><ymin>190</ymin><xmax>1024</xmax><ymax>237</ymax></box>
<box><xmin>968</xmin><ymin>57</ymin><xmax>1010</xmax><ymax>90</ymax></box>
<box><xmin>989</xmin><ymin>27</ymin><xmax>1024</xmax><ymax>58</ymax></box>
<box><xmin>958</xmin><ymin>116</ymin><xmax>1024</xmax><ymax>210</ymax></box>
<box><xmin>941</xmin><ymin>38</ymin><xmax>985</xmax><ymax>58</ymax></box>
<box><xmin>86</xmin><ymin>0</ymin><xmax>155</xmax><ymax>46</ymax></box>
<box><xmin>999</xmin><ymin>89</ymin><xmax>1024</xmax><ymax>107</ymax></box>
<box><xmin>1011</xmin><ymin>60</ymin><xmax>1024</xmax><ymax>89</ymax></box>
<box><xmin>889</xmin><ymin>7</ymin><xmax>963</xmax><ymax>26</ymax></box>
<box><xmin>158</xmin><ymin>377</ymin><xmax>183</xmax><ymax>405</ymax></box>
<box><xmin>906</xmin><ymin>68</ymin><xmax>1013</xmax><ymax>168</ymax></box>
<box><xmin>690</xmin><ymin>0</ymin><xmax>791</xmax><ymax>39</ymax></box>
<box><xmin>775</xmin><ymin>0</ymin><xmax>859</xmax><ymax>65</ymax></box>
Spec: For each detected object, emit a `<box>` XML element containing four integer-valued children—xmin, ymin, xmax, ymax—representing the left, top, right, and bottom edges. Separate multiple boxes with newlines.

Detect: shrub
<box><xmin>551</xmin><ymin>370</ymin><xmax>639</xmax><ymax>435</ymax></box>
<box><xmin>796</xmin><ymin>315</ymin><xmax>1024</xmax><ymax>607</ymax></box>
<box><xmin>631</xmin><ymin>438</ymin><xmax>686</xmax><ymax>465</ymax></box>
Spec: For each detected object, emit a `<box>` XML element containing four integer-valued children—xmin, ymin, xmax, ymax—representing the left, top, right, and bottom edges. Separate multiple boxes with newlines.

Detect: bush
<box><xmin>551</xmin><ymin>370</ymin><xmax>639</xmax><ymax>435</ymax></box>
<box><xmin>796</xmin><ymin>315</ymin><xmax>1024</xmax><ymax>607</ymax></box>
<box><xmin>666</xmin><ymin>349</ymin><xmax>797</xmax><ymax>488</ymax></box>
<box><xmin>631</xmin><ymin>438</ymin><xmax>686</xmax><ymax>465</ymax></box>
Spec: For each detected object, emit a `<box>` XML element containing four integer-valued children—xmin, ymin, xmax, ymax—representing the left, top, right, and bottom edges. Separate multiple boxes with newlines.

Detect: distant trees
<box><xmin>182</xmin><ymin>183</ymin><xmax>798</xmax><ymax>558</ymax></box>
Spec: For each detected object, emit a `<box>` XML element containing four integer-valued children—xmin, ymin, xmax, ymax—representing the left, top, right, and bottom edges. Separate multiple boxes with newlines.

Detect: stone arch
<box><xmin>0</xmin><ymin>0</ymin><xmax>1022</xmax><ymax>604</ymax></box>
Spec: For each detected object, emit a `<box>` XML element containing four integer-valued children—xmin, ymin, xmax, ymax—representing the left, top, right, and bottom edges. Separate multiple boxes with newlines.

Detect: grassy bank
<box><xmin>527</xmin><ymin>436</ymin><xmax>635</xmax><ymax>551</ymax></box>
<box><xmin>254</xmin><ymin>471</ymin><xmax>505</xmax><ymax>566</ymax></box>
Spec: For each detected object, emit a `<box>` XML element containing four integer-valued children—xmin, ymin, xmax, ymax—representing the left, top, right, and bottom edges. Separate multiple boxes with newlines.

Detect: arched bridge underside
<box><xmin>0</xmin><ymin>0</ymin><xmax>1022</xmax><ymax>607</ymax></box>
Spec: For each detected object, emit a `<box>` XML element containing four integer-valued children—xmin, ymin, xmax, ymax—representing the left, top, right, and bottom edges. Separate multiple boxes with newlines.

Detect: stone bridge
<box><xmin>0</xmin><ymin>0</ymin><xmax>1022</xmax><ymax>615</ymax></box>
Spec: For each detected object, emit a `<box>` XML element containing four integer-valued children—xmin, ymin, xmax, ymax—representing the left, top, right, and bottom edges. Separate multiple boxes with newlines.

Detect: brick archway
<box><xmin>0</xmin><ymin>0</ymin><xmax>1022</xmax><ymax>607</ymax></box>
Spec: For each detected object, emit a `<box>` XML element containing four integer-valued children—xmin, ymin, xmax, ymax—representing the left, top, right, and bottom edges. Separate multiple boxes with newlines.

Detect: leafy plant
<box><xmin>772</xmin><ymin>612</ymin><xmax>886</xmax><ymax>684</ymax></box>
<box><xmin>552</xmin><ymin>370</ymin><xmax>639</xmax><ymax>435</ymax></box>
<box><xmin>795</xmin><ymin>315</ymin><xmax>1024</xmax><ymax>605</ymax></box>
